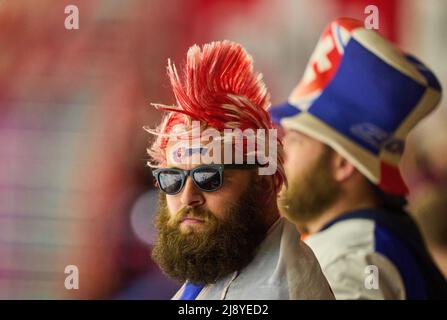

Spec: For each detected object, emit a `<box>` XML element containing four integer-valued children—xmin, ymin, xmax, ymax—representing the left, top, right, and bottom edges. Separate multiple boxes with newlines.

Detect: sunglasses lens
<box><xmin>158</xmin><ymin>170</ymin><xmax>184</xmax><ymax>194</ymax></box>
<box><xmin>193</xmin><ymin>167</ymin><xmax>222</xmax><ymax>191</ymax></box>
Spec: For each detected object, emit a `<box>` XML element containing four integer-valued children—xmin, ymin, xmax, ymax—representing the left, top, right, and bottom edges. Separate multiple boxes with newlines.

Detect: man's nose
<box><xmin>180</xmin><ymin>176</ymin><xmax>205</xmax><ymax>207</ymax></box>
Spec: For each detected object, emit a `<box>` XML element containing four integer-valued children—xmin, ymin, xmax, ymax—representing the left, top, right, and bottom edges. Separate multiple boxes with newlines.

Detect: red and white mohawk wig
<box><xmin>146</xmin><ymin>40</ymin><xmax>285</xmax><ymax>188</ymax></box>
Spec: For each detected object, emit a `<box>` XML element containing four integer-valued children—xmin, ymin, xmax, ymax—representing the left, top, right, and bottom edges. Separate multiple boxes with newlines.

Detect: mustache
<box><xmin>170</xmin><ymin>206</ymin><xmax>215</xmax><ymax>226</ymax></box>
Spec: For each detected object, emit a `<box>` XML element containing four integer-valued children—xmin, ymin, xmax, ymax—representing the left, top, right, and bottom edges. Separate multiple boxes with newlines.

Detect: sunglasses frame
<box><xmin>152</xmin><ymin>163</ymin><xmax>259</xmax><ymax>195</ymax></box>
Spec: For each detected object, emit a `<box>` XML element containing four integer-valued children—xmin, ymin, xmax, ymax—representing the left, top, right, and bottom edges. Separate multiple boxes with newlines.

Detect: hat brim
<box><xmin>269</xmin><ymin>101</ymin><xmax>301</xmax><ymax>125</ymax></box>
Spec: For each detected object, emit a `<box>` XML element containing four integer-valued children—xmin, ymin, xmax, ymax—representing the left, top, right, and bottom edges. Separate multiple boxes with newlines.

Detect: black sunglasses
<box><xmin>152</xmin><ymin>164</ymin><xmax>258</xmax><ymax>195</ymax></box>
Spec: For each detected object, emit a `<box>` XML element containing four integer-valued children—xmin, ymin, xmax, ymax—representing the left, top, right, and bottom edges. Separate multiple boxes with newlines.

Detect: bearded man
<box><xmin>146</xmin><ymin>40</ymin><xmax>334</xmax><ymax>300</ymax></box>
<box><xmin>271</xmin><ymin>18</ymin><xmax>447</xmax><ymax>299</ymax></box>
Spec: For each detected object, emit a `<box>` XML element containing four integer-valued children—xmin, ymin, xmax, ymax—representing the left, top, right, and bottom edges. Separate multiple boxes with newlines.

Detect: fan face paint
<box><xmin>171</xmin><ymin>144</ymin><xmax>208</xmax><ymax>164</ymax></box>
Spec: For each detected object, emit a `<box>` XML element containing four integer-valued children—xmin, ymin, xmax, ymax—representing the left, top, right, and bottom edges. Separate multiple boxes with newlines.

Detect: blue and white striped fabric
<box><xmin>305</xmin><ymin>208</ymin><xmax>447</xmax><ymax>299</ymax></box>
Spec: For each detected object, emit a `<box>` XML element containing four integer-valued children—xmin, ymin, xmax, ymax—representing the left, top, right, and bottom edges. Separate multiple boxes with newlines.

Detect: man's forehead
<box><xmin>162</xmin><ymin>124</ymin><xmax>279</xmax><ymax>174</ymax></box>
<box><xmin>166</xmin><ymin>139</ymin><xmax>217</xmax><ymax>166</ymax></box>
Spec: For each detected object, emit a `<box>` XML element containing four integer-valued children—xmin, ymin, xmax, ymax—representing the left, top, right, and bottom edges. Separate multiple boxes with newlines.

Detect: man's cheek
<box><xmin>166</xmin><ymin>195</ymin><xmax>179</xmax><ymax>212</ymax></box>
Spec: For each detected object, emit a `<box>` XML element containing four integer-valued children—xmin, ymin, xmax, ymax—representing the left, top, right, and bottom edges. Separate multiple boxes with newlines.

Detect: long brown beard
<box><xmin>279</xmin><ymin>147</ymin><xmax>341</xmax><ymax>227</ymax></box>
<box><xmin>152</xmin><ymin>182</ymin><xmax>270</xmax><ymax>285</ymax></box>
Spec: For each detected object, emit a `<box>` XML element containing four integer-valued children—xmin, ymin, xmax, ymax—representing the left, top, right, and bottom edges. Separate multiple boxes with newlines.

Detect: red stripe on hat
<box><xmin>378</xmin><ymin>161</ymin><xmax>409</xmax><ymax>196</ymax></box>
<box><xmin>291</xmin><ymin>25</ymin><xmax>343</xmax><ymax>98</ymax></box>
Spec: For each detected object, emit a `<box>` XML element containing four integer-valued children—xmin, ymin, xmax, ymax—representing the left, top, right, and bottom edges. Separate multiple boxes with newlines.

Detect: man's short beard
<box><xmin>151</xmin><ymin>179</ymin><xmax>270</xmax><ymax>285</ymax></box>
<box><xmin>279</xmin><ymin>146</ymin><xmax>341</xmax><ymax>228</ymax></box>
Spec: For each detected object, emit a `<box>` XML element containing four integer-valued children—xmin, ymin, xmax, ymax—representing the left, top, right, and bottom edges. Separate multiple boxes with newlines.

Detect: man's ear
<box><xmin>331</xmin><ymin>152</ymin><xmax>356</xmax><ymax>182</ymax></box>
